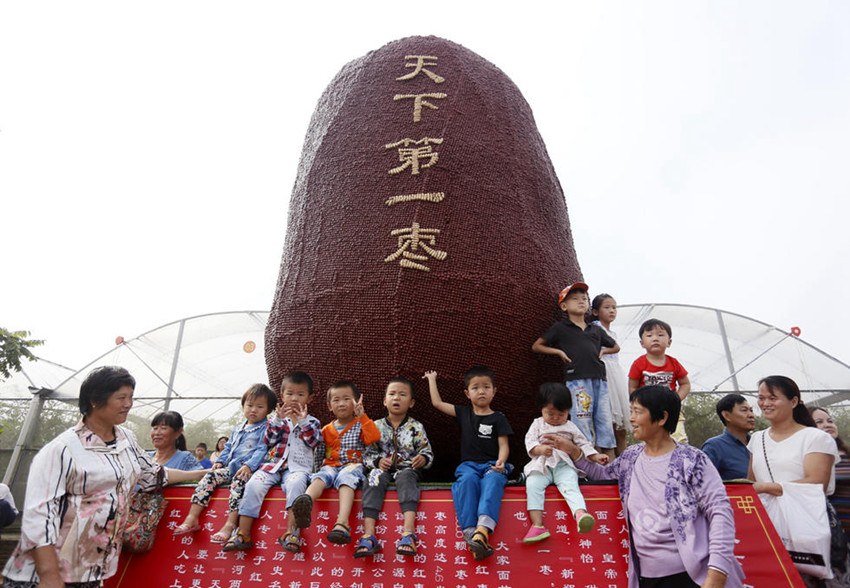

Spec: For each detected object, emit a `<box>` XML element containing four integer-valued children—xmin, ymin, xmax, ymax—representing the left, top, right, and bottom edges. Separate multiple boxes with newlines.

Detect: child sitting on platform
<box><xmin>425</xmin><ymin>367</ymin><xmax>513</xmax><ymax>561</ymax></box>
<box><xmin>223</xmin><ymin>371</ymin><xmax>322</xmax><ymax>552</ymax></box>
<box><xmin>173</xmin><ymin>383</ymin><xmax>277</xmax><ymax>542</ymax></box>
<box><xmin>289</xmin><ymin>380</ymin><xmax>381</xmax><ymax>545</ymax></box>
<box><xmin>353</xmin><ymin>377</ymin><xmax>434</xmax><ymax>559</ymax></box>
<box><xmin>523</xmin><ymin>382</ymin><xmax>608</xmax><ymax>543</ymax></box>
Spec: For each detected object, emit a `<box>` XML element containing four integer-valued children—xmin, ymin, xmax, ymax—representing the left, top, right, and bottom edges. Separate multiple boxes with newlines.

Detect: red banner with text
<box><xmin>106</xmin><ymin>483</ymin><xmax>803</xmax><ymax>588</ymax></box>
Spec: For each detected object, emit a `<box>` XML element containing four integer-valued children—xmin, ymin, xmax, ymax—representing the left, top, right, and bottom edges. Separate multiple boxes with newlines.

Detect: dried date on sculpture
<box><xmin>266</xmin><ymin>36</ymin><xmax>582</xmax><ymax>480</ymax></box>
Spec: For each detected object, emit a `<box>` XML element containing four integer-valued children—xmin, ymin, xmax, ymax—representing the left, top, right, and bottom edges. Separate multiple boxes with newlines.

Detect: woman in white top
<box><xmin>748</xmin><ymin>375</ymin><xmax>839</xmax><ymax>585</ymax></box>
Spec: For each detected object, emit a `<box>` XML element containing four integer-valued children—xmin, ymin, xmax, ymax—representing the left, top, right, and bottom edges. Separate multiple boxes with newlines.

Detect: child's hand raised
<box><xmin>423</xmin><ymin>370</ymin><xmax>437</xmax><ymax>381</ymax></box>
<box><xmin>275</xmin><ymin>401</ymin><xmax>288</xmax><ymax>419</ymax></box>
<box><xmin>294</xmin><ymin>402</ymin><xmax>308</xmax><ymax>422</ymax></box>
<box><xmin>353</xmin><ymin>397</ymin><xmax>364</xmax><ymax>418</ymax></box>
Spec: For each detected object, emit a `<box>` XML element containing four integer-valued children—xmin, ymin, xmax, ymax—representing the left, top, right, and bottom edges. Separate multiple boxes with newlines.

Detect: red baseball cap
<box><xmin>558</xmin><ymin>282</ymin><xmax>589</xmax><ymax>304</ymax></box>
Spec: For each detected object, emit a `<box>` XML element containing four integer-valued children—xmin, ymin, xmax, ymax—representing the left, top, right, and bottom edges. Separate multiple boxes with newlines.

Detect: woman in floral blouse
<box><xmin>2</xmin><ymin>366</ymin><xmax>205</xmax><ymax>588</ymax></box>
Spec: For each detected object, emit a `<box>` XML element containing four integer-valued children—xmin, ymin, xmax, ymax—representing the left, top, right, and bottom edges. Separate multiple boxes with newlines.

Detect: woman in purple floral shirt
<box><xmin>558</xmin><ymin>385</ymin><xmax>744</xmax><ymax>588</ymax></box>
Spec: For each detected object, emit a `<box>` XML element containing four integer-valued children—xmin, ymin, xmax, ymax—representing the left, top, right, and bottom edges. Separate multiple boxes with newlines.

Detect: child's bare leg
<box><xmin>179</xmin><ymin>503</ymin><xmax>204</xmax><ymax>529</ymax></box>
<box><xmin>528</xmin><ymin>510</ymin><xmax>544</xmax><ymax>527</ymax></box>
<box><xmin>305</xmin><ymin>478</ymin><xmax>326</xmax><ymax>500</ymax></box>
<box><xmin>336</xmin><ymin>485</ymin><xmax>355</xmax><ymax>524</ymax></box>
<box><xmin>216</xmin><ymin>510</ymin><xmax>238</xmax><ymax>538</ymax></box>
<box><xmin>236</xmin><ymin>514</ymin><xmax>254</xmax><ymax>538</ymax></box>
<box><xmin>286</xmin><ymin>509</ymin><xmax>297</xmax><ymax>534</ymax></box>
<box><xmin>402</xmin><ymin>510</ymin><xmax>416</xmax><ymax>534</ymax></box>
<box><xmin>615</xmin><ymin>427</ymin><xmax>627</xmax><ymax>456</ymax></box>
<box><xmin>363</xmin><ymin>517</ymin><xmax>377</xmax><ymax>537</ymax></box>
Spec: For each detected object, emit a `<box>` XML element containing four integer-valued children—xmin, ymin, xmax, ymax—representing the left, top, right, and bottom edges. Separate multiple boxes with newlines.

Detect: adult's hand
<box><xmin>701</xmin><ymin>568</ymin><xmax>727</xmax><ymax>588</ymax></box>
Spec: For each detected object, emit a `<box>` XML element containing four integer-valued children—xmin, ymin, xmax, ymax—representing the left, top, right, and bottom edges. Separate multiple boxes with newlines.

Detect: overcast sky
<box><xmin>2</xmin><ymin>1</ymin><xmax>849</xmax><ymax>372</ymax></box>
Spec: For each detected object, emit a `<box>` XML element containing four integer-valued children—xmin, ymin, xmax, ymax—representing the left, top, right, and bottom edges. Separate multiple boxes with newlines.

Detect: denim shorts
<box><xmin>310</xmin><ymin>463</ymin><xmax>365</xmax><ymax>490</ymax></box>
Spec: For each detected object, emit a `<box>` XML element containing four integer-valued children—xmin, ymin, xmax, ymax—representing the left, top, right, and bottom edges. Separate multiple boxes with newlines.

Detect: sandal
<box><xmin>291</xmin><ymin>494</ymin><xmax>313</xmax><ymax>529</ymax></box>
<box><xmin>277</xmin><ymin>531</ymin><xmax>301</xmax><ymax>553</ymax></box>
<box><xmin>467</xmin><ymin>530</ymin><xmax>494</xmax><ymax>561</ymax></box>
<box><xmin>222</xmin><ymin>530</ymin><xmax>253</xmax><ymax>552</ymax></box>
<box><xmin>327</xmin><ymin>522</ymin><xmax>352</xmax><ymax>545</ymax></box>
<box><xmin>353</xmin><ymin>534</ymin><xmax>381</xmax><ymax>558</ymax></box>
<box><xmin>396</xmin><ymin>531</ymin><xmax>418</xmax><ymax>556</ymax></box>
<box><xmin>172</xmin><ymin>523</ymin><xmax>200</xmax><ymax>536</ymax></box>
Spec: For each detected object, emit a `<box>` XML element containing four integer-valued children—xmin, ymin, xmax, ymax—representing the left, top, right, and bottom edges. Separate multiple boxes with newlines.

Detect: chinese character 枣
<box><xmin>384</xmin><ymin>223</ymin><xmax>447</xmax><ymax>272</ymax></box>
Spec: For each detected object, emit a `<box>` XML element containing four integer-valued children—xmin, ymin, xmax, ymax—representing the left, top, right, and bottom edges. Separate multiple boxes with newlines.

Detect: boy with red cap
<box><xmin>532</xmin><ymin>283</ymin><xmax>620</xmax><ymax>459</ymax></box>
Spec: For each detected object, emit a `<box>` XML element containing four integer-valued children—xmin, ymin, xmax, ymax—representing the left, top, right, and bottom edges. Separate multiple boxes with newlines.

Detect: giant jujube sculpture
<box><xmin>266</xmin><ymin>36</ymin><xmax>583</xmax><ymax>480</ymax></box>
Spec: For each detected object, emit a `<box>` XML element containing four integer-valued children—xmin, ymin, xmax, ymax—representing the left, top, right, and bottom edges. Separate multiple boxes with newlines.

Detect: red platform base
<box><xmin>106</xmin><ymin>483</ymin><xmax>803</xmax><ymax>588</ymax></box>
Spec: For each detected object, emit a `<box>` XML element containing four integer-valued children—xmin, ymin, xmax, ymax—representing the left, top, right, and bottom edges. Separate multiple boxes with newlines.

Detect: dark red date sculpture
<box><xmin>266</xmin><ymin>36</ymin><xmax>582</xmax><ymax>479</ymax></box>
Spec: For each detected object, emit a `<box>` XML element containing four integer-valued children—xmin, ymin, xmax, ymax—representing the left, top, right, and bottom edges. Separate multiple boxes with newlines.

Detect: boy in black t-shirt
<box><xmin>424</xmin><ymin>367</ymin><xmax>513</xmax><ymax>561</ymax></box>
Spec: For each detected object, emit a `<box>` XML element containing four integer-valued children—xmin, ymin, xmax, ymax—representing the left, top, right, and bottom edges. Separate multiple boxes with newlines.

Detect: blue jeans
<box><xmin>310</xmin><ymin>463</ymin><xmax>365</xmax><ymax>490</ymax></box>
<box><xmin>566</xmin><ymin>378</ymin><xmax>616</xmax><ymax>449</ymax></box>
<box><xmin>452</xmin><ymin>461</ymin><xmax>512</xmax><ymax>531</ymax></box>
<box><xmin>239</xmin><ymin>468</ymin><xmax>311</xmax><ymax>517</ymax></box>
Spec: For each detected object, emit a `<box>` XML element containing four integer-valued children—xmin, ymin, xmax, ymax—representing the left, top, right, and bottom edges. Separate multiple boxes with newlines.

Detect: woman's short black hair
<box><xmin>78</xmin><ymin>366</ymin><xmax>136</xmax><ymax>416</ymax></box>
<box><xmin>151</xmin><ymin>410</ymin><xmax>188</xmax><ymax>451</ymax></box>
<box><xmin>537</xmin><ymin>382</ymin><xmax>572</xmax><ymax>412</ymax></box>
<box><xmin>630</xmin><ymin>385</ymin><xmax>680</xmax><ymax>433</ymax></box>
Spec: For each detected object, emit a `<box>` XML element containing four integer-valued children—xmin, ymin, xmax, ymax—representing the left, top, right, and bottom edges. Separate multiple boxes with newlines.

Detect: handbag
<box><xmin>761</xmin><ymin>434</ymin><xmax>833</xmax><ymax>579</ymax></box>
<box><xmin>123</xmin><ymin>468</ymin><xmax>168</xmax><ymax>553</ymax></box>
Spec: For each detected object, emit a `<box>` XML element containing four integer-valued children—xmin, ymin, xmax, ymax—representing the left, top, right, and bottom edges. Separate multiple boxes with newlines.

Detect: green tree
<box><xmin>0</xmin><ymin>328</ymin><xmax>44</xmax><ymax>380</ymax></box>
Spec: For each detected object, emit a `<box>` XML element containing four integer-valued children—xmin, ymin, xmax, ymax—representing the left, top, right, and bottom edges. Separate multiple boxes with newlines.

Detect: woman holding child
<box><xmin>2</xmin><ymin>366</ymin><xmax>206</xmax><ymax>588</ymax></box>
<box><xmin>560</xmin><ymin>385</ymin><xmax>743</xmax><ymax>588</ymax></box>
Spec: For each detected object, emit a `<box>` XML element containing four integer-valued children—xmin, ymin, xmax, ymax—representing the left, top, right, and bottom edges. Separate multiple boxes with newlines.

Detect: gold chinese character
<box><xmin>385</xmin><ymin>192</ymin><xmax>445</xmax><ymax>207</ymax></box>
<box><xmin>385</xmin><ymin>137</ymin><xmax>444</xmax><ymax>175</ymax></box>
<box><xmin>384</xmin><ymin>222</ymin><xmax>447</xmax><ymax>272</ymax></box>
<box><xmin>396</xmin><ymin>55</ymin><xmax>446</xmax><ymax>84</ymax></box>
<box><xmin>393</xmin><ymin>93</ymin><xmax>447</xmax><ymax>123</ymax></box>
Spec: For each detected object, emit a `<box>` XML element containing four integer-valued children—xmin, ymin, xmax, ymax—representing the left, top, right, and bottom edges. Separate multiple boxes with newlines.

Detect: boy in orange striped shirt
<box><xmin>289</xmin><ymin>380</ymin><xmax>380</xmax><ymax>545</ymax></box>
